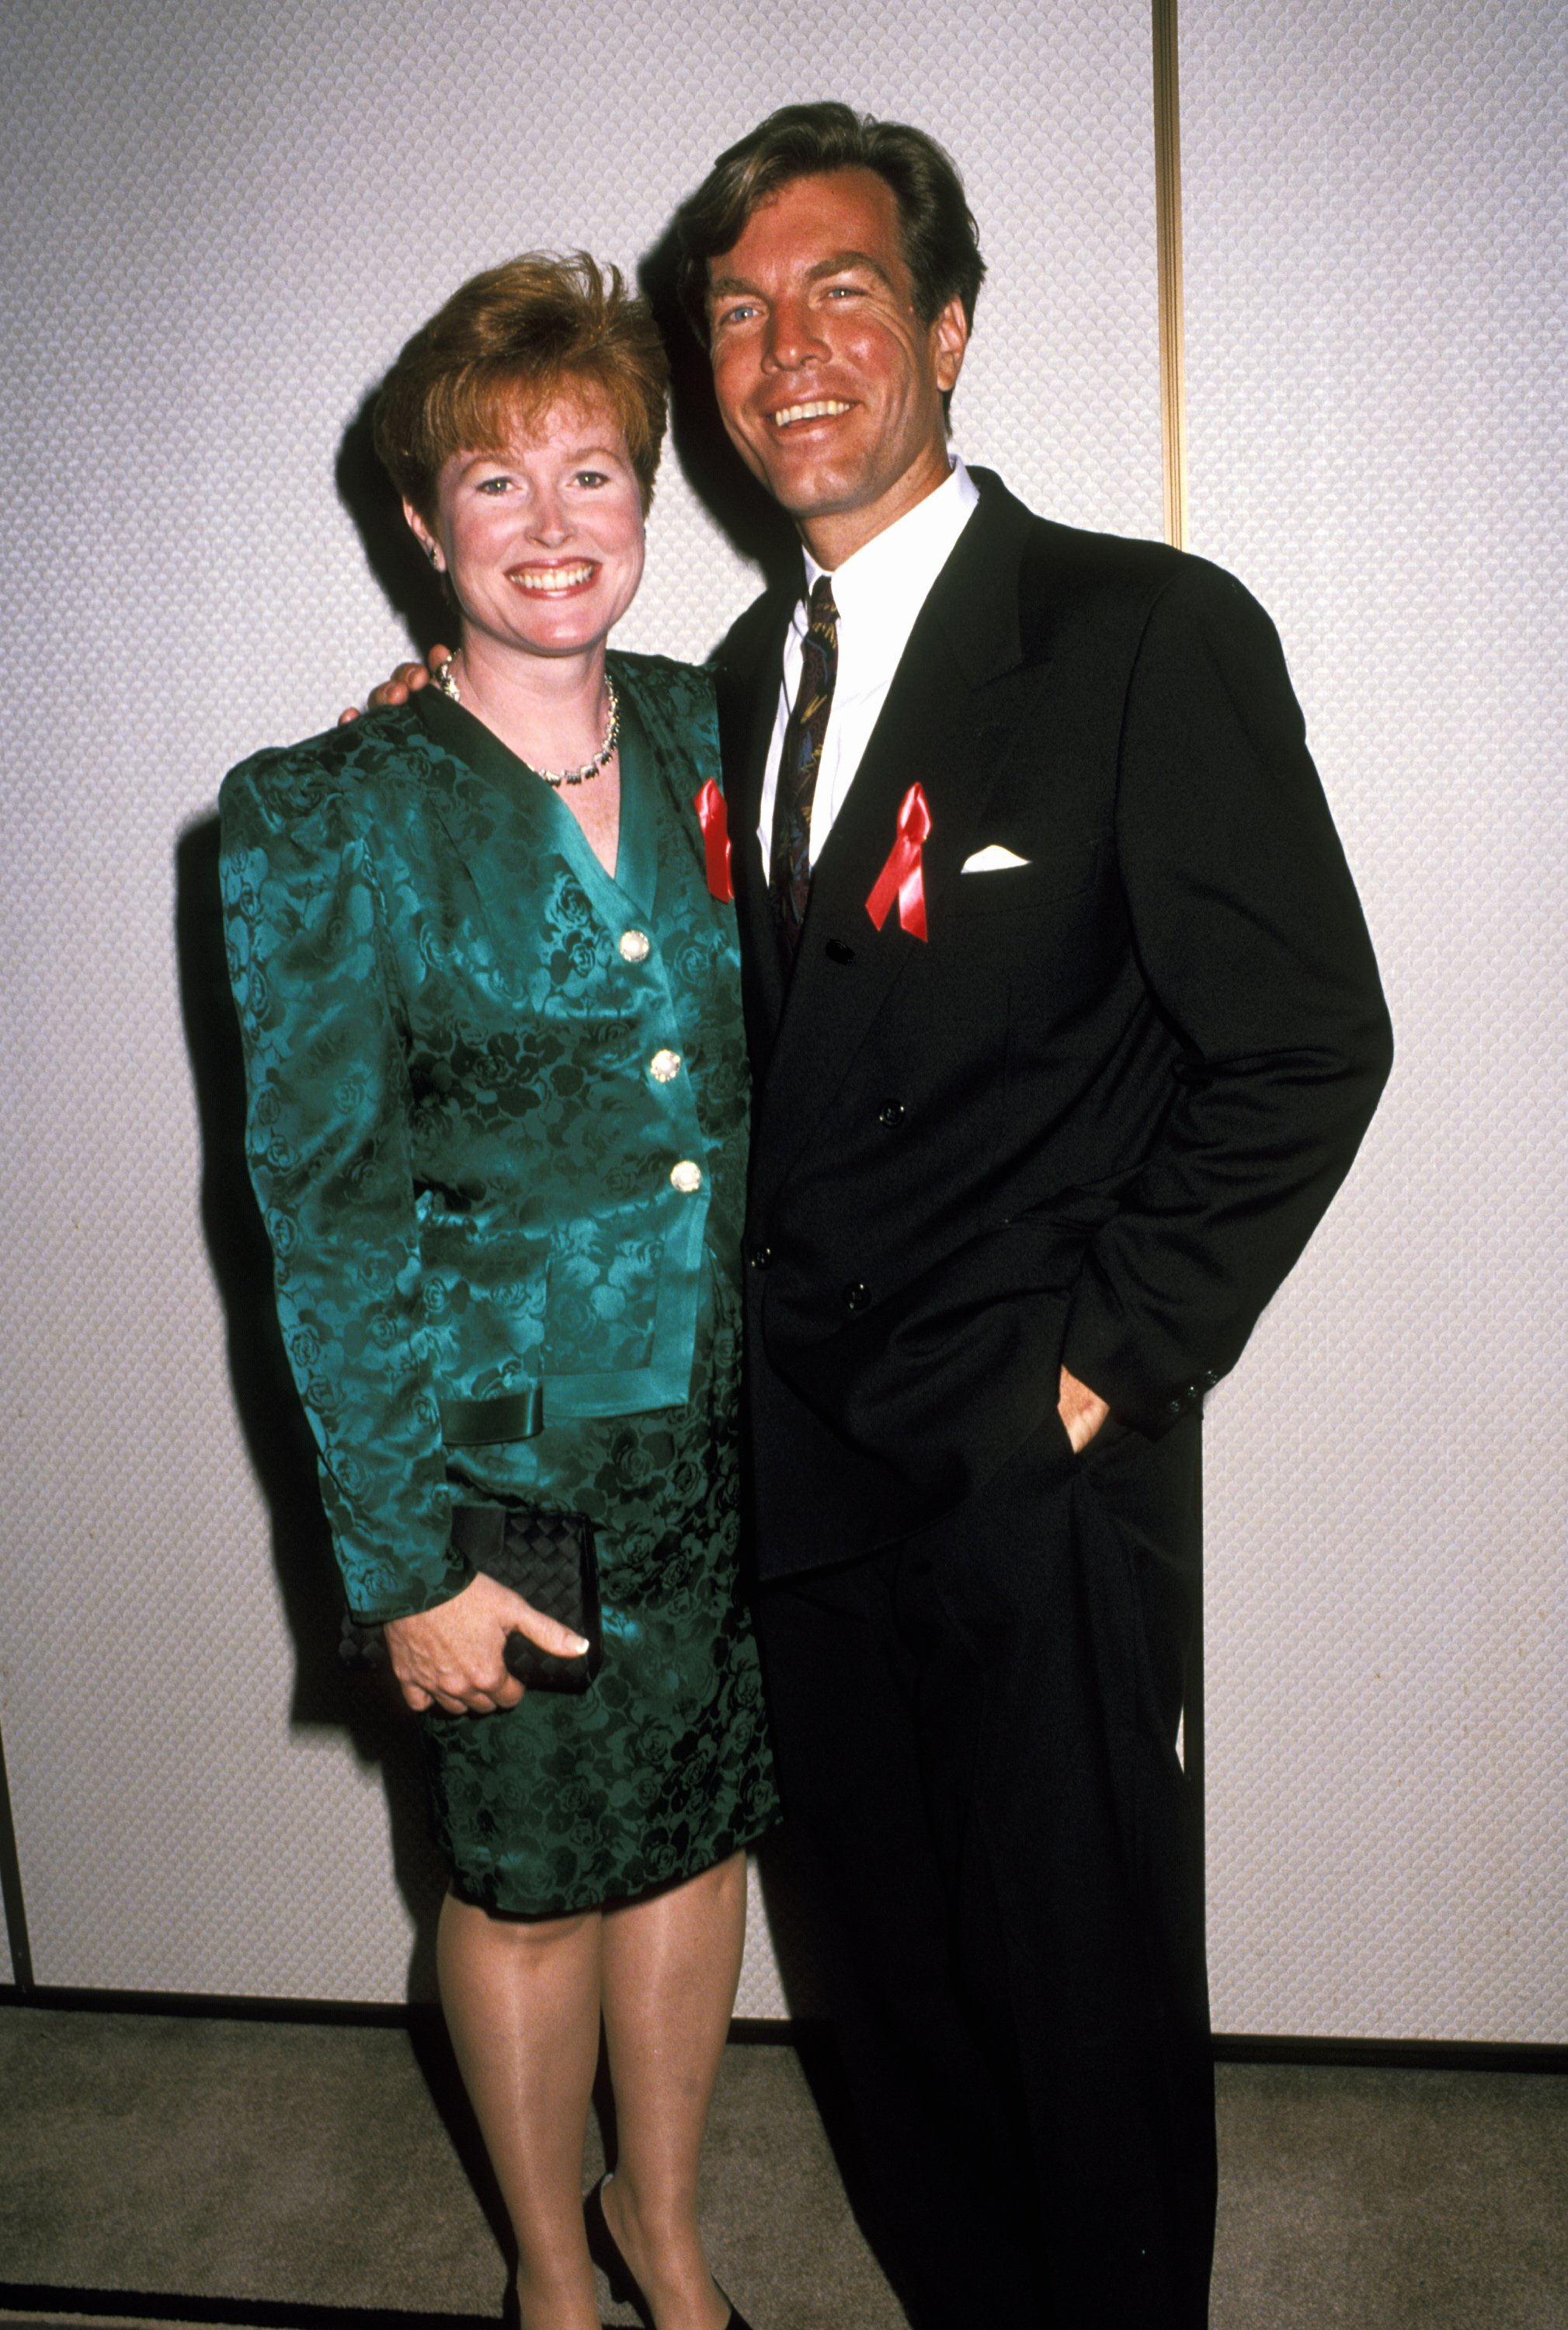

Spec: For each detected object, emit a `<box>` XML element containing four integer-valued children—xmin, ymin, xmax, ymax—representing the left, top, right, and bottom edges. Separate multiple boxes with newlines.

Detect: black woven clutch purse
<box><xmin>338</xmin><ymin>1501</ymin><xmax>603</xmax><ymax>1696</ymax></box>
<box><xmin>452</xmin><ymin>1501</ymin><xmax>603</xmax><ymax>1694</ymax></box>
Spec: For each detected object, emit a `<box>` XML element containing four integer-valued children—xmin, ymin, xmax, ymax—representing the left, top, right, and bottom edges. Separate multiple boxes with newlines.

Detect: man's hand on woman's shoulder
<box><xmin>336</xmin><ymin>643</ymin><xmax>454</xmax><ymax>727</ymax></box>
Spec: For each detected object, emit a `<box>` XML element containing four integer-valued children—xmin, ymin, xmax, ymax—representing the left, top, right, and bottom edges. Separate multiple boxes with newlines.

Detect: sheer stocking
<box><xmin>436</xmin><ymin>1851</ymin><xmax>747</xmax><ymax>2330</ymax></box>
<box><xmin>600</xmin><ymin>1851</ymin><xmax>748</xmax><ymax>2327</ymax></box>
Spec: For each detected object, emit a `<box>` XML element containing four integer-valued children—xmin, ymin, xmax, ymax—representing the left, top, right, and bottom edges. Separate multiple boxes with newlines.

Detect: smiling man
<box><xmin>704</xmin><ymin>168</ymin><xmax>966</xmax><ymax>563</ymax></box>
<box><xmin>672</xmin><ymin>105</ymin><xmax>1392</xmax><ymax>2329</ymax></box>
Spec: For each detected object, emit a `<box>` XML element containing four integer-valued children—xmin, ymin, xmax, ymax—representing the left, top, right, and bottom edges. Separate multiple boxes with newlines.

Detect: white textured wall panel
<box><xmin>0</xmin><ymin>0</ymin><xmax>1158</xmax><ymax>2006</ymax></box>
<box><xmin>1184</xmin><ymin>0</ymin><xmax>1567</xmax><ymax>2038</ymax></box>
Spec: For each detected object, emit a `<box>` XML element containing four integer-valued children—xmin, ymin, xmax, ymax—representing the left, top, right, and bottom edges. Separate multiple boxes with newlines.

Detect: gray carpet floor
<box><xmin>0</xmin><ymin>2007</ymin><xmax>1564</xmax><ymax>2328</ymax></box>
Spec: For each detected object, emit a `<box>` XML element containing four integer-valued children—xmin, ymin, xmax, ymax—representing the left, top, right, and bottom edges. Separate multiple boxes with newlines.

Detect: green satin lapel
<box><xmin>412</xmin><ymin>681</ymin><xmax>659</xmax><ymax>923</ymax></box>
<box><xmin>607</xmin><ymin>687</ymin><xmax>659</xmax><ymax>916</ymax></box>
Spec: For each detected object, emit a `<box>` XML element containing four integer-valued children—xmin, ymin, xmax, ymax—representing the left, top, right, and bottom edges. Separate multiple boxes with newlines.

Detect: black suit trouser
<box><xmin>753</xmin><ymin>1410</ymin><xmax>1215</xmax><ymax>2330</ymax></box>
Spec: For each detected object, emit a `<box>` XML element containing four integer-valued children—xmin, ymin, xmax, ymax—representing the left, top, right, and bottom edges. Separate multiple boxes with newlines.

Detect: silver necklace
<box><xmin>433</xmin><ymin>655</ymin><xmax>619</xmax><ymax>788</ymax></box>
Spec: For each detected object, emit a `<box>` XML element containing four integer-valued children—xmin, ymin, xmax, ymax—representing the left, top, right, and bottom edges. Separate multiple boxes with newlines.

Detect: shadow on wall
<box><xmin>336</xmin><ymin>389</ymin><xmax>455</xmax><ymax>659</ymax></box>
<box><xmin>173</xmin><ymin>817</ymin><xmax>450</xmax><ymax>1979</ymax></box>
<box><xmin>176</xmin><ymin>816</ymin><xmax>517</xmax><ymax>2265</ymax></box>
<box><xmin>637</xmin><ymin>219</ymin><xmax>802</xmax><ymax>617</ymax></box>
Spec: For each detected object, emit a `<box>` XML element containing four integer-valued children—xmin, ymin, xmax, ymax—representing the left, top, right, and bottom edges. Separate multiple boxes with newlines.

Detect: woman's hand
<box><xmin>384</xmin><ymin>1570</ymin><xmax>589</xmax><ymax>1716</ymax></box>
<box><xmin>337</xmin><ymin>643</ymin><xmax>454</xmax><ymax>727</ymax></box>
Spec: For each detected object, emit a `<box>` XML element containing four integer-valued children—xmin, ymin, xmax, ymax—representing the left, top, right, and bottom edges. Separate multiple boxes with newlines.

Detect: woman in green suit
<box><xmin>221</xmin><ymin>255</ymin><xmax>776</xmax><ymax>2330</ymax></box>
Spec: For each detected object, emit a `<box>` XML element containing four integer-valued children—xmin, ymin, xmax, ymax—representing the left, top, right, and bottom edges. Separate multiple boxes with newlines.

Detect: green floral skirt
<box><xmin>422</xmin><ymin>1265</ymin><xmax>778</xmax><ymax>1916</ymax></box>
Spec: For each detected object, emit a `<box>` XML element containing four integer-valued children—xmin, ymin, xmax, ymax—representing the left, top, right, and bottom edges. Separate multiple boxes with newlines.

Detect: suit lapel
<box><xmin>752</xmin><ymin>476</ymin><xmax>1052</xmax><ymax>1200</ymax></box>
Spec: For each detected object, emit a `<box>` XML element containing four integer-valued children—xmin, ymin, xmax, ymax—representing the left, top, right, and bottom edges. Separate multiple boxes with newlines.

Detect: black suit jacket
<box><xmin>714</xmin><ymin>469</ymin><xmax>1393</xmax><ymax>1580</ymax></box>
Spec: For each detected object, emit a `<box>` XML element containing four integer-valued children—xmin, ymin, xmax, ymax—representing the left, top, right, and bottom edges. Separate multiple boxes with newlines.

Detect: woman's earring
<box><xmin>423</xmin><ymin>543</ymin><xmax>443</xmax><ymax>571</ymax></box>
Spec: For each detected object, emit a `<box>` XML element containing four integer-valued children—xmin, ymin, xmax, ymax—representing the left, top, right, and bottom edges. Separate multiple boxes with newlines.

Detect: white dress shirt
<box><xmin>757</xmin><ymin>456</ymin><xmax>981</xmax><ymax>871</ymax></box>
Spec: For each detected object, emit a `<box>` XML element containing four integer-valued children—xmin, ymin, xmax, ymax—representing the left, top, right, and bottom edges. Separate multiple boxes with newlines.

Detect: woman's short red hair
<box><xmin>373</xmin><ymin>251</ymin><xmax>668</xmax><ymax>518</ymax></box>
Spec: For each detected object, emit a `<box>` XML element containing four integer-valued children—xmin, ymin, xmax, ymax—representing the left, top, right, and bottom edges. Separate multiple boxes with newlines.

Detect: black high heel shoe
<box><xmin>584</xmin><ymin>2174</ymin><xmax>753</xmax><ymax>2330</ymax></box>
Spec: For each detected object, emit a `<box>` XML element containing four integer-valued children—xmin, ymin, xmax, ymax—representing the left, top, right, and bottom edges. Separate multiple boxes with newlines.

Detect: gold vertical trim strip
<box><xmin>1153</xmin><ymin>0</ymin><xmax>1188</xmax><ymax>550</ymax></box>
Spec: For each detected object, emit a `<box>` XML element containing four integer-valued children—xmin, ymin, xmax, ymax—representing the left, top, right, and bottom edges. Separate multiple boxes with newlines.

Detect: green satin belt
<box><xmin>438</xmin><ymin>1382</ymin><xmax>544</xmax><ymax>1446</ymax></box>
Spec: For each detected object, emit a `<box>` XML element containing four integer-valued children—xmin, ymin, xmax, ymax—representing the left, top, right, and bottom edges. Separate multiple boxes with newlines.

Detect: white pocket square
<box><xmin>960</xmin><ymin>844</ymin><xmax>1031</xmax><ymax>872</ymax></box>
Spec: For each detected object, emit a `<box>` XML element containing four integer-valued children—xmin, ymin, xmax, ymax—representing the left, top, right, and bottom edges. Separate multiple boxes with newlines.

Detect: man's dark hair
<box><xmin>673</xmin><ymin>102</ymin><xmax>986</xmax><ymax>343</ymax></box>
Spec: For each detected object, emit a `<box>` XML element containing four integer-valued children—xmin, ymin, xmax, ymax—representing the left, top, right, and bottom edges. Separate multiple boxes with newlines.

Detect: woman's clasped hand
<box><xmin>383</xmin><ymin>1570</ymin><xmax>588</xmax><ymax>1716</ymax></box>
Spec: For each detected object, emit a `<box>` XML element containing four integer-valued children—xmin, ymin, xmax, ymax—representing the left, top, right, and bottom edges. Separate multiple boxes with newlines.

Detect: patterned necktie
<box><xmin>768</xmin><ymin>575</ymin><xmax>840</xmax><ymax>964</ymax></box>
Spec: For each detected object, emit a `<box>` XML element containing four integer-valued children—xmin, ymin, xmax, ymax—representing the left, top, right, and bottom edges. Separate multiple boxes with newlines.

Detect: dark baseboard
<box><xmin>1212</xmin><ymin>2031</ymin><xmax>1567</xmax><ymax>2074</ymax></box>
<box><xmin>0</xmin><ymin>1727</ymin><xmax>33</xmax><ymax>1994</ymax></box>
<box><xmin>2</xmin><ymin>1985</ymin><xmax>1562</xmax><ymax>2071</ymax></box>
<box><xmin>0</xmin><ymin>2283</ymin><xmax>496</xmax><ymax>2328</ymax></box>
<box><xmin>728</xmin><ymin>2014</ymin><xmax>827</xmax><ymax>2043</ymax></box>
<box><xmin>0</xmin><ymin>1984</ymin><xmax>415</xmax><ymax>2029</ymax></box>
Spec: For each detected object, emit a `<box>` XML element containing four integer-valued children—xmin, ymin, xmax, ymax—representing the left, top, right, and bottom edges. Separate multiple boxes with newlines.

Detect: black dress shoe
<box><xmin>584</xmin><ymin>2174</ymin><xmax>753</xmax><ymax>2330</ymax></box>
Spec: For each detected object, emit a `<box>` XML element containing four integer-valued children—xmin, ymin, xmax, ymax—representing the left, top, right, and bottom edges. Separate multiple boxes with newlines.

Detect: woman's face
<box><xmin>409</xmin><ymin>384</ymin><xmax>645</xmax><ymax>663</ymax></box>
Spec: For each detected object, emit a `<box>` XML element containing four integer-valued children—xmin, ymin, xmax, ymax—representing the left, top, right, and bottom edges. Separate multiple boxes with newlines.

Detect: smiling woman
<box><xmin>370</xmin><ymin>253</ymin><xmax>666</xmax><ymax>862</ymax></box>
<box><xmin>217</xmin><ymin>250</ymin><xmax>773</xmax><ymax>2330</ymax></box>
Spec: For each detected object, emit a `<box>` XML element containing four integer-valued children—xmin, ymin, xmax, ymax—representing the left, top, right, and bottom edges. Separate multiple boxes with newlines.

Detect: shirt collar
<box><xmin>801</xmin><ymin>454</ymin><xmax>980</xmax><ymax>632</ymax></box>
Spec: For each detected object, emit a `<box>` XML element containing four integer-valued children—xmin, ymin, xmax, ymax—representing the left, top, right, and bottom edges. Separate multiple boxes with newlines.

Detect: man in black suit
<box><xmin>673</xmin><ymin>104</ymin><xmax>1392</xmax><ymax>2328</ymax></box>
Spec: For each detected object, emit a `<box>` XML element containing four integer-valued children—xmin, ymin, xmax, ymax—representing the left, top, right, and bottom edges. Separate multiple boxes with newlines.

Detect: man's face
<box><xmin>706</xmin><ymin>167</ymin><xmax>968</xmax><ymax>566</ymax></box>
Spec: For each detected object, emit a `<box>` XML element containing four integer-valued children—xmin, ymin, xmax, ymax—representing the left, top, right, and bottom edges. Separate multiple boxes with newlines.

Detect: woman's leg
<box><xmin>598</xmin><ymin>1851</ymin><xmax>749</xmax><ymax>2330</ymax></box>
<box><xmin>436</xmin><ymin>1890</ymin><xmax>603</xmax><ymax>2330</ymax></box>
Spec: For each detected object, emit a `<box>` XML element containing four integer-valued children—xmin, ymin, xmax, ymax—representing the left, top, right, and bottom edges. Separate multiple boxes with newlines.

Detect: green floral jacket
<box><xmin>219</xmin><ymin>653</ymin><xmax>749</xmax><ymax>1622</ymax></box>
